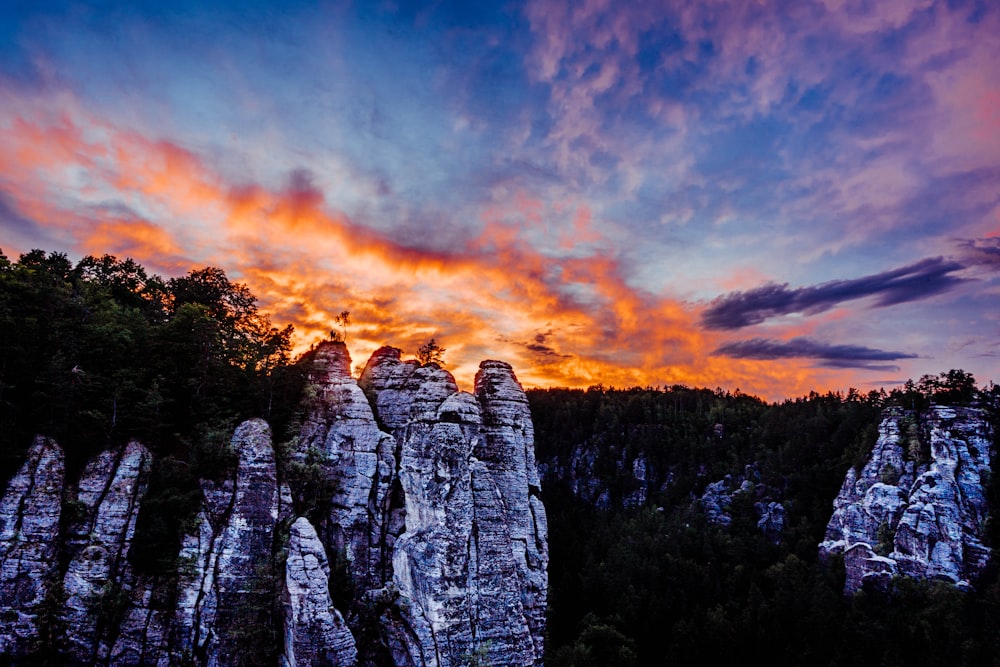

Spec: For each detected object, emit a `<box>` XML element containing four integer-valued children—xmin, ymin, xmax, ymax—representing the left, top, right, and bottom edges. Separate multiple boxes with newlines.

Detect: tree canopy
<box><xmin>0</xmin><ymin>249</ymin><xmax>307</xmax><ymax>572</ymax></box>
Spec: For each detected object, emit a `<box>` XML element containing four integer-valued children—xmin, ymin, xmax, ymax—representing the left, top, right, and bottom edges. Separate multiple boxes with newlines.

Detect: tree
<box><xmin>332</xmin><ymin>310</ymin><xmax>350</xmax><ymax>343</ymax></box>
<box><xmin>417</xmin><ymin>338</ymin><xmax>446</xmax><ymax>366</ymax></box>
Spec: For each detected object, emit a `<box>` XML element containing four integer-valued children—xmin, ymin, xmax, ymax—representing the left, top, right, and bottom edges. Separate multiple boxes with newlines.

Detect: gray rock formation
<box><xmin>171</xmin><ymin>418</ymin><xmax>281</xmax><ymax>666</ymax></box>
<box><xmin>296</xmin><ymin>342</ymin><xmax>396</xmax><ymax>592</ymax></box>
<box><xmin>544</xmin><ymin>440</ymin><xmax>657</xmax><ymax>511</ymax></box>
<box><xmin>0</xmin><ymin>343</ymin><xmax>548</xmax><ymax>667</ymax></box>
<box><xmin>0</xmin><ymin>436</ymin><xmax>64</xmax><ymax>659</ymax></box>
<box><xmin>111</xmin><ymin>419</ymin><xmax>289</xmax><ymax>667</ymax></box>
<box><xmin>354</xmin><ymin>347</ymin><xmax>548</xmax><ymax>667</ymax></box>
<box><xmin>820</xmin><ymin>405</ymin><xmax>993</xmax><ymax>594</ymax></box>
<box><xmin>700</xmin><ymin>476</ymin><xmax>737</xmax><ymax>527</ymax></box>
<box><xmin>282</xmin><ymin>517</ymin><xmax>357</xmax><ymax>667</ymax></box>
<box><xmin>61</xmin><ymin>440</ymin><xmax>152</xmax><ymax>664</ymax></box>
<box><xmin>756</xmin><ymin>501</ymin><xmax>786</xmax><ymax>542</ymax></box>
<box><xmin>699</xmin><ymin>465</ymin><xmax>785</xmax><ymax>541</ymax></box>
<box><xmin>475</xmin><ymin>360</ymin><xmax>548</xmax><ymax>659</ymax></box>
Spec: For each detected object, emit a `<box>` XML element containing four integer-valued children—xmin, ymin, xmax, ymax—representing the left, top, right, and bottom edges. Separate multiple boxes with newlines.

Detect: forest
<box><xmin>1</xmin><ymin>248</ymin><xmax>998</xmax><ymax>666</ymax></box>
<box><xmin>530</xmin><ymin>380</ymin><xmax>999</xmax><ymax>666</ymax></box>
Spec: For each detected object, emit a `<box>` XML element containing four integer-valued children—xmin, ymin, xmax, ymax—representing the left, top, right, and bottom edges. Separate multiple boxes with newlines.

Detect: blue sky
<box><xmin>1</xmin><ymin>0</ymin><xmax>998</xmax><ymax>399</ymax></box>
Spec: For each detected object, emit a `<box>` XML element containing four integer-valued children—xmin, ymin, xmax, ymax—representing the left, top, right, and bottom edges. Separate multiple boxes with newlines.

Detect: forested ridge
<box><xmin>2</xmin><ymin>248</ymin><xmax>998</xmax><ymax>666</ymax></box>
<box><xmin>529</xmin><ymin>381</ymin><xmax>1000</xmax><ymax>666</ymax></box>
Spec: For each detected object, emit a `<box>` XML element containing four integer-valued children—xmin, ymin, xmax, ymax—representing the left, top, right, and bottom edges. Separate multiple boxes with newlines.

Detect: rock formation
<box><xmin>0</xmin><ymin>342</ymin><xmax>548</xmax><ymax>667</ymax></box>
<box><xmin>0</xmin><ymin>436</ymin><xmax>64</xmax><ymax>659</ymax></box>
<box><xmin>820</xmin><ymin>405</ymin><xmax>993</xmax><ymax>594</ymax></box>
<box><xmin>356</xmin><ymin>346</ymin><xmax>548</xmax><ymax>666</ymax></box>
<box><xmin>296</xmin><ymin>342</ymin><xmax>397</xmax><ymax>593</ymax></box>
<box><xmin>282</xmin><ymin>517</ymin><xmax>357</xmax><ymax>667</ymax></box>
<box><xmin>109</xmin><ymin>418</ymin><xmax>289</xmax><ymax>667</ymax></box>
<box><xmin>62</xmin><ymin>440</ymin><xmax>152</xmax><ymax>664</ymax></box>
<box><xmin>699</xmin><ymin>464</ymin><xmax>786</xmax><ymax>542</ymax></box>
<box><xmin>541</xmin><ymin>440</ymin><xmax>658</xmax><ymax>510</ymax></box>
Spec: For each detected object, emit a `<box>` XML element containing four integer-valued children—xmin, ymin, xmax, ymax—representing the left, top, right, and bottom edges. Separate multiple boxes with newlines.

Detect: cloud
<box><xmin>0</xmin><ymin>192</ymin><xmax>53</xmax><ymax>253</ymax></box>
<box><xmin>712</xmin><ymin>336</ymin><xmax>918</xmax><ymax>371</ymax></box>
<box><xmin>701</xmin><ymin>257</ymin><xmax>967</xmax><ymax>330</ymax></box>
<box><xmin>3</xmin><ymin>1</ymin><xmax>998</xmax><ymax>404</ymax></box>
<box><xmin>958</xmin><ymin>237</ymin><xmax>1000</xmax><ymax>268</ymax></box>
<box><xmin>509</xmin><ymin>329</ymin><xmax>573</xmax><ymax>364</ymax></box>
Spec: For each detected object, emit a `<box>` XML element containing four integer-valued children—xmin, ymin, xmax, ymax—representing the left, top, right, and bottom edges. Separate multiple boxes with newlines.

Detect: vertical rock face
<box><xmin>699</xmin><ymin>465</ymin><xmax>786</xmax><ymax>542</ymax></box>
<box><xmin>0</xmin><ymin>436</ymin><xmax>64</xmax><ymax>658</ymax></box>
<box><xmin>474</xmin><ymin>360</ymin><xmax>548</xmax><ymax>662</ymax></box>
<box><xmin>111</xmin><ymin>419</ymin><xmax>287</xmax><ymax>667</ymax></box>
<box><xmin>282</xmin><ymin>517</ymin><xmax>357</xmax><ymax>667</ymax></box>
<box><xmin>167</xmin><ymin>418</ymin><xmax>282</xmax><ymax>666</ymax></box>
<box><xmin>297</xmin><ymin>342</ymin><xmax>396</xmax><ymax>591</ymax></box>
<box><xmin>539</xmin><ymin>438</ymin><xmax>659</xmax><ymax>511</ymax></box>
<box><xmin>61</xmin><ymin>440</ymin><xmax>152</xmax><ymax>664</ymax></box>
<box><xmin>820</xmin><ymin>405</ymin><xmax>993</xmax><ymax>594</ymax></box>
<box><xmin>355</xmin><ymin>346</ymin><xmax>548</xmax><ymax>666</ymax></box>
<box><xmin>386</xmin><ymin>390</ymin><xmax>482</xmax><ymax>666</ymax></box>
<box><xmin>0</xmin><ymin>343</ymin><xmax>548</xmax><ymax>667</ymax></box>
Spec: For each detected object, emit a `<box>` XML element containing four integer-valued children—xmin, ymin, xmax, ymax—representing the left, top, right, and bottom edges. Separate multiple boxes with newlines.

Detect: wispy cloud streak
<box><xmin>713</xmin><ymin>337</ymin><xmax>918</xmax><ymax>371</ymax></box>
<box><xmin>701</xmin><ymin>258</ymin><xmax>967</xmax><ymax>330</ymax></box>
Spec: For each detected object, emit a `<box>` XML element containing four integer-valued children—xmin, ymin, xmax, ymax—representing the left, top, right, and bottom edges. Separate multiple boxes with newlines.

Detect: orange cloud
<box><xmin>0</xmin><ymin>88</ymin><xmax>867</xmax><ymax>402</ymax></box>
<box><xmin>80</xmin><ymin>218</ymin><xmax>191</xmax><ymax>275</ymax></box>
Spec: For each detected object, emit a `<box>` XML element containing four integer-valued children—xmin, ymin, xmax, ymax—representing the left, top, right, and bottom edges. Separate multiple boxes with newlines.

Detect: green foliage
<box><xmin>875</xmin><ymin>521</ymin><xmax>896</xmax><ymax>556</ymax></box>
<box><xmin>227</xmin><ymin>538</ymin><xmax>288</xmax><ymax>667</ymax></box>
<box><xmin>461</xmin><ymin>640</ymin><xmax>493</xmax><ymax>667</ymax></box>
<box><xmin>917</xmin><ymin>369</ymin><xmax>978</xmax><ymax>404</ymax></box>
<box><xmin>130</xmin><ymin>456</ymin><xmax>203</xmax><ymax>575</ymax></box>
<box><xmin>550</xmin><ymin>615</ymin><xmax>636</xmax><ymax>667</ymax></box>
<box><xmin>333</xmin><ymin>310</ymin><xmax>350</xmax><ymax>343</ymax></box>
<box><xmin>282</xmin><ymin>444</ymin><xmax>340</xmax><ymax>525</ymax></box>
<box><xmin>901</xmin><ymin>416</ymin><xmax>927</xmax><ymax>464</ymax></box>
<box><xmin>89</xmin><ymin>581</ymin><xmax>132</xmax><ymax>637</ymax></box>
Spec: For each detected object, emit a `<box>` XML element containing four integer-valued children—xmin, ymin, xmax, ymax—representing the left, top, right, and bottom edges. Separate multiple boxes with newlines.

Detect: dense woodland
<box><xmin>0</xmin><ymin>249</ymin><xmax>307</xmax><ymax>573</ymax></box>
<box><xmin>1</xmin><ymin>248</ymin><xmax>998</xmax><ymax>666</ymax></box>
<box><xmin>530</xmin><ymin>379</ymin><xmax>1000</xmax><ymax>666</ymax></box>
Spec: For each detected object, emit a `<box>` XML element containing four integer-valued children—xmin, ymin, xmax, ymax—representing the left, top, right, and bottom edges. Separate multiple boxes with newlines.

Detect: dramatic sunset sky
<box><xmin>1</xmin><ymin>0</ymin><xmax>998</xmax><ymax>400</ymax></box>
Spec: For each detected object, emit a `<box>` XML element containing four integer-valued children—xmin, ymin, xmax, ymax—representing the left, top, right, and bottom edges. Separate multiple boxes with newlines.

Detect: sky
<box><xmin>0</xmin><ymin>0</ymin><xmax>998</xmax><ymax>401</ymax></box>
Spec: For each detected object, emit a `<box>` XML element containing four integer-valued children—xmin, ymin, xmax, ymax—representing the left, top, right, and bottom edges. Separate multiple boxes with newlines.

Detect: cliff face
<box><xmin>0</xmin><ymin>342</ymin><xmax>547</xmax><ymax>667</ymax></box>
<box><xmin>356</xmin><ymin>347</ymin><xmax>547</xmax><ymax>666</ymax></box>
<box><xmin>820</xmin><ymin>405</ymin><xmax>993</xmax><ymax>594</ymax></box>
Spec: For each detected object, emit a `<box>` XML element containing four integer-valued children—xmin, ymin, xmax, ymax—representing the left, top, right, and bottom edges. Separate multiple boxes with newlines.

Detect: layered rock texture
<box><xmin>820</xmin><ymin>405</ymin><xmax>993</xmax><ymax>594</ymax></box>
<box><xmin>0</xmin><ymin>342</ymin><xmax>548</xmax><ymax>666</ymax></box>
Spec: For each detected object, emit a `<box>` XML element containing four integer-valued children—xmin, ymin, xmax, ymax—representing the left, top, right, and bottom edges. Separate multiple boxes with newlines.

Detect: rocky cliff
<box><xmin>0</xmin><ymin>342</ymin><xmax>548</xmax><ymax>666</ymax></box>
<box><xmin>820</xmin><ymin>405</ymin><xmax>993</xmax><ymax>594</ymax></box>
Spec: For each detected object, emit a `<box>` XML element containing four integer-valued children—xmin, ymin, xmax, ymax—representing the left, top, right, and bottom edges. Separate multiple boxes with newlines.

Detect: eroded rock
<box><xmin>0</xmin><ymin>436</ymin><xmax>65</xmax><ymax>658</ymax></box>
<box><xmin>61</xmin><ymin>440</ymin><xmax>152</xmax><ymax>664</ymax></box>
<box><xmin>820</xmin><ymin>405</ymin><xmax>993</xmax><ymax>594</ymax></box>
<box><xmin>282</xmin><ymin>517</ymin><xmax>357</xmax><ymax>667</ymax></box>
